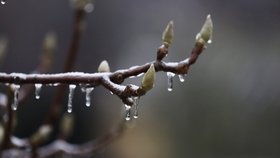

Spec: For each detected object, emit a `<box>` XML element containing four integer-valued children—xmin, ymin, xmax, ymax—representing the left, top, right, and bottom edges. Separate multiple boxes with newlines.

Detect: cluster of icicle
<box><xmin>8</xmin><ymin>71</ymin><xmax>185</xmax><ymax>120</ymax></box>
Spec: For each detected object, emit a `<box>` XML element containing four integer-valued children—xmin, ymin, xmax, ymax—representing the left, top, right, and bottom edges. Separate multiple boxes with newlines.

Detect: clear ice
<box><xmin>35</xmin><ymin>83</ymin><xmax>42</xmax><ymax>99</ymax></box>
<box><xmin>67</xmin><ymin>84</ymin><xmax>76</xmax><ymax>113</ymax></box>
<box><xmin>133</xmin><ymin>97</ymin><xmax>139</xmax><ymax>119</ymax></box>
<box><xmin>125</xmin><ymin>104</ymin><xmax>131</xmax><ymax>121</ymax></box>
<box><xmin>178</xmin><ymin>74</ymin><xmax>185</xmax><ymax>83</ymax></box>
<box><xmin>167</xmin><ymin>72</ymin><xmax>175</xmax><ymax>91</ymax></box>
<box><xmin>12</xmin><ymin>84</ymin><xmax>20</xmax><ymax>111</ymax></box>
<box><xmin>85</xmin><ymin>87</ymin><xmax>94</xmax><ymax>107</ymax></box>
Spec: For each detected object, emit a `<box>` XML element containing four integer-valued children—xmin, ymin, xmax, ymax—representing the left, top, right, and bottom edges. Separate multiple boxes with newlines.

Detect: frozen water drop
<box><xmin>67</xmin><ymin>84</ymin><xmax>76</xmax><ymax>113</ymax></box>
<box><xmin>35</xmin><ymin>83</ymin><xmax>42</xmax><ymax>99</ymax></box>
<box><xmin>133</xmin><ymin>97</ymin><xmax>140</xmax><ymax>119</ymax></box>
<box><xmin>125</xmin><ymin>104</ymin><xmax>131</xmax><ymax>121</ymax></box>
<box><xmin>178</xmin><ymin>74</ymin><xmax>185</xmax><ymax>83</ymax></box>
<box><xmin>167</xmin><ymin>72</ymin><xmax>175</xmax><ymax>92</ymax></box>
<box><xmin>85</xmin><ymin>87</ymin><xmax>94</xmax><ymax>107</ymax></box>
<box><xmin>1</xmin><ymin>0</ymin><xmax>6</xmax><ymax>5</ymax></box>
<box><xmin>12</xmin><ymin>84</ymin><xmax>20</xmax><ymax>111</ymax></box>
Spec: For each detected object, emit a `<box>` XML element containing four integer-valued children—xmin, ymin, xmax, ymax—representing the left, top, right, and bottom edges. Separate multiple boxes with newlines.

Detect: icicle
<box><xmin>1</xmin><ymin>0</ymin><xmax>6</xmax><ymax>5</ymax></box>
<box><xmin>67</xmin><ymin>84</ymin><xmax>76</xmax><ymax>113</ymax></box>
<box><xmin>125</xmin><ymin>104</ymin><xmax>132</xmax><ymax>121</ymax></box>
<box><xmin>178</xmin><ymin>74</ymin><xmax>186</xmax><ymax>83</ymax></box>
<box><xmin>133</xmin><ymin>97</ymin><xmax>140</xmax><ymax>119</ymax></box>
<box><xmin>12</xmin><ymin>84</ymin><xmax>20</xmax><ymax>111</ymax></box>
<box><xmin>85</xmin><ymin>87</ymin><xmax>94</xmax><ymax>107</ymax></box>
<box><xmin>167</xmin><ymin>72</ymin><xmax>175</xmax><ymax>91</ymax></box>
<box><xmin>34</xmin><ymin>83</ymin><xmax>42</xmax><ymax>99</ymax></box>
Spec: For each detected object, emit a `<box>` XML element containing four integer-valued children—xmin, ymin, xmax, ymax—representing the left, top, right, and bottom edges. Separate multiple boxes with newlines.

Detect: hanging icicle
<box><xmin>133</xmin><ymin>97</ymin><xmax>140</xmax><ymax>119</ymax></box>
<box><xmin>167</xmin><ymin>72</ymin><xmax>175</xmax><ymax>91</ymax></box>
<box><xmin>125</xmin><ymin>104</ymin><xmax>132</xmax><ymax>121</ymax></box>
<box><xmin>178</xmin><ymin>74</ymin><xmax>186</xmax><ymax>83</ymax></box>
<box><xmin>34</xmin><ymin>83</ymin><xmax>43</xmax><ymax>99</ymax></box>
<box><xmin>67</xmin><ymin>84</ymin><xmax>76</xmax><ymax>113</ymax></box>
<box><xmin>12</xmin><ymin>84</ymin><xmax>21</xmax><ymax>111</ymax></box>
<box><xmin>85</xmin><ymin>87</ymin><xmax>94</xmax><ymax>107</ymax></box>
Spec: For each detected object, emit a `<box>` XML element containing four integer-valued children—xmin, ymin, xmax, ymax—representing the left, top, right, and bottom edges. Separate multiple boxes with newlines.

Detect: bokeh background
<box><xmin>1</xmin><ymin>0</ymin><xmax>280</xmax><ymax>157</ymax></box>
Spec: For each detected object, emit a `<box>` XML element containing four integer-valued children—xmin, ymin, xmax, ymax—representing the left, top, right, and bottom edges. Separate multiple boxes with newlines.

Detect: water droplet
<box><xmin>167</xmin><ymin>72</ymin><xmax>175</xmax><ymax>91</ymax></box>
<box><xmin>85</xmin><ymin>87</ymin><xmax>94</xmax><ymax>107</ymax></box>
<box><xmin>1</xmin><ymin>0</ymin><xmax>6</xmax><ymax>5</ymax></box>
<box><xmin>133</xmin><ymin>97</ymin><xmax>140</xmax><ymax>119</ymax></box>
<box><xmin>35</xmin><ymin>83</ymin><xmax>42</xmax><ymax>99</ymax></box>
<box><xmin>207</xmin><ymin>39</ymin><xmax>212</xmax><ymax>44</ymax></box>
<box><xmin>12</xmin><ymin>84</ymin><xmax>20</xmax><ymax>111</ymax></box>
<box><xmin>125</xmin><ymin>104</ymin><xmax>131</xmax><ymax>121</ymax></box>
<box><xmin>178</xmin><ymin>74</ymin><xmax>185</xmax><ymax>83</ymax></box>
<box><xmin>110</xmin><ymin>91</ymin><xmax>114</xmax><ymax>95</ymax></box>
<box><xmin>67</xmin><ymin>84</ymin><xmax>76</xmax><ymax>113</ymax></box>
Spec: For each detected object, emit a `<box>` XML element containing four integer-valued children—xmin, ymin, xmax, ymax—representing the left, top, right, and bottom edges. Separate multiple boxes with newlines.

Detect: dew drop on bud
<box><xmin>178</xmin><ymin>74</ymin><xmax>186</xmax><ymax>83</ymax></box>
<box><xmin>34</xmin><ymin>83</ymin><xmax>43</xmax><ymax>99</ymax></box>
<box><xmin>12</xmin><ymin>84</ymin><xmax>20</xmax><ymax>111</ymax></box>
<box><xmin>67</xmin><ymin>84</ymin><xmax>76</xmax><ymax>113</ymax></box>
<box><xmin>167</xmin><ymin>72</ymin><xmax>175</xmax><ymax>91</ymax></box>
<box><xmin>85</xmin><ymin>87</ymin><xmax>94</xmax><ymax>107</ymax></box>
<box><xmin>125</xmin><ymin>104</ymin><xmax>131</xmax><ymax>121</ymax></box>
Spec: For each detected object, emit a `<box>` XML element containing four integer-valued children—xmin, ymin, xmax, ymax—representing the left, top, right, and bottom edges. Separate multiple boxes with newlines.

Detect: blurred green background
<box><xmin>1</xmin><ymin>0</ymin><xmax>280</xmax><ymax>157</ymax></box>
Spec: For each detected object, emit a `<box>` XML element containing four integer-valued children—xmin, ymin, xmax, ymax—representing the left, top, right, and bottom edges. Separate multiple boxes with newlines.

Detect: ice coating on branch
<box><xmin>167</xmin><ymin>72</ymin><xmax>175</xmax><ymax>91</ymax></box>
<box><xmin>12</xmin><ymin>84</ymin><xmax>20</xmax><ymax>111</ymax></box>
<box><xmin>67</xmin><ymin>84</ymin><xmax>76</xmax><ymax>113</ymax></box>
<box><xmin>35</xmin><ymin>83</ymin><xmax>43</xmax><ymax>99</ymax></box>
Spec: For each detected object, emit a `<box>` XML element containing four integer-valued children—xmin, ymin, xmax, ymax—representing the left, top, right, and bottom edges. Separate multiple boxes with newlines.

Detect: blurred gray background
<box><xmin>1</xmin><ymin>0</ymin><xmax>280</xmax><ymax>158</ymax></box>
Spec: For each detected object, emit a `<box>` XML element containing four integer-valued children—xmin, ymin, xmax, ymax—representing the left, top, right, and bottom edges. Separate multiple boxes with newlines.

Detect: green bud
<box><xmin>98</xmin><ymin>60</ymin><xmax>110</xmax><ymax>72</ymax></box>
<box><xmin>162</xmin><ymin>21</ymin><xmax>174</xmax><ymax>47</ymax></box>
<box><xmin>140</xmin><ymin>64</ymin><xmax>156</xmax><ymax>92</ymax></box>
<box><xmin>196</xmin><ymin>14</ymin><xmax>213</xmax><ymax>45</ymax></box>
